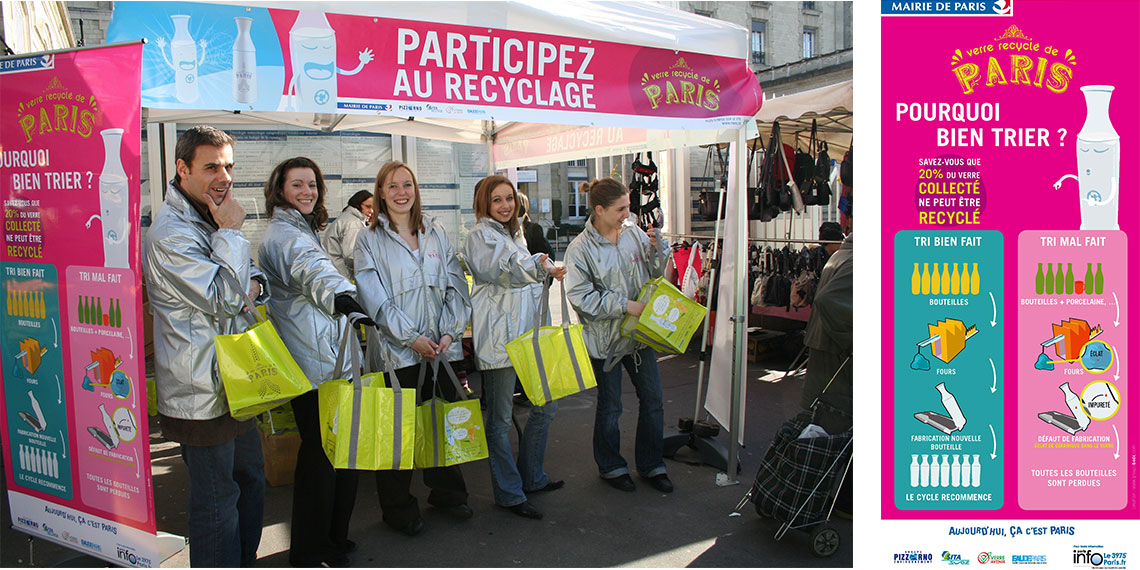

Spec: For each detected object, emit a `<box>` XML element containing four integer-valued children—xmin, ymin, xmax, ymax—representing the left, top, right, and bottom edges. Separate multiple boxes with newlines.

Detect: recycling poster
<box><xmin>880</xmin><ymin>0</ymin><xmax>1138</xmax><ymax>564</ymax></box>
<box><xmin>0</xmin><ymin>43</ymin><xmax>158</xmax><ymax>567</ymax></box>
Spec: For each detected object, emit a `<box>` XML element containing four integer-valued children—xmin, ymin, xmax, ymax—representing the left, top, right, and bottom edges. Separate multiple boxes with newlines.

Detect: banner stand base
<box><xmin>156</xmin><ymin>532</ymin><xmax>186</xmax><ymax>563</ymax></box>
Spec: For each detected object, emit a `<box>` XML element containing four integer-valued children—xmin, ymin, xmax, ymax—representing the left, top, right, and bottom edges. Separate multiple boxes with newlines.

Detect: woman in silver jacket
<box><xmin>258</xmin><ymin>157</ymin><xmax>373</xmax><ymax>567</ymax></box>
<box><xmin>463</xmin><ymin>175</ymin><xmax>567</xmax><ymax>520</ymax></box>
<box><xmin>354</xmin><ymin>160</ymin><xmax>473</xmax><ymax>536</ymax></box>
<box><xmin>564</xmin><ymin>178</ymin><xmax>674</xmax><ymax>494</ymax></box>
<box><xmin>322</xmin><ymin>189</ymin><xmax>373</xmax><ymax>279</ymax></box>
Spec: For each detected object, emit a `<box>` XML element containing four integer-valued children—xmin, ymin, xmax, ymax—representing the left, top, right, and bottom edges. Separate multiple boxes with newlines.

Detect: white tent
<box><xmin>119</xmin><ymin>0</ymin><xmax>762</xmax><ymax>480</ymax></box>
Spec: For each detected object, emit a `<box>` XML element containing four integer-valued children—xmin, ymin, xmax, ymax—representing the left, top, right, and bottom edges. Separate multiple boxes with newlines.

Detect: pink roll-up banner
<box><xmin>1</xmin><ymin>43</ymin><xmax>159</xmax><ymax>567</ymax></box>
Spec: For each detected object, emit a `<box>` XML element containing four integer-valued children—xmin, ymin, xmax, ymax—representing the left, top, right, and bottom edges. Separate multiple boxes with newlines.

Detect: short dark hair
<box><xmin>347</xmin><ymin>190</ymin><xmax>373</xmax><ymax>211</ymax></box>
<box><xmin>819</xmin><ymin>222</ymin><xmax>844</xmax><ymax>243</ymax></box>
<box><xmin>174</xmin><ymin>125</ymin><xmax>234</xmax><ymax>183</ymax></box>
<box><xmin>580</xmin><ymin>178</ymin><xmax>628</xmax><ymax>211</ymax></box>
<box><xmin>264</xmin><ymin>157</ymin><xmax>330</xmax><ymax>231</ymax></box>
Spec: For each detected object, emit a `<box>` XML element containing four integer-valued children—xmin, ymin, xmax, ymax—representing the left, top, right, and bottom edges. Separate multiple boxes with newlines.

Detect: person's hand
<box><xmin>411</xmin><ymin>335</ymin><xmax>439</xmax><ymax>359</ymax></box>
<box><xmin>436</xmin><ymin>334</ymin><xmax>453</xmax><ymax>355</ymax></box>
<box><xmin>626</xmin><ymin>300</ymin><xmax>645</xmax><ymax>317</ymax></box>
<box><xmin>646</xmin><ymin>227</ymin><xmax>658</xmax><ymax>249</ymax></box>
<box><xmin>549</xmin><ymin>265</ymin><xmax>568</xmax><ymax>281</ymax></box>
<box><xmin>207</xmin><ymin>191</ymin><xmax>246</xmax><ymax>230</ymax></box>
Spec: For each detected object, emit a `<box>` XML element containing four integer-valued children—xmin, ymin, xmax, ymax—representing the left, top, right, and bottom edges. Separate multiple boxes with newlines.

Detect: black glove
<box><xmin>334</xmin><ymin>294</ymin><xmax>375</xmax><ymax>327</ymax></box>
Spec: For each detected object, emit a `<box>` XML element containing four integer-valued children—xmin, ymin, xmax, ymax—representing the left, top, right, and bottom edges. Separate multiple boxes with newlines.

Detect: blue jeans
<box><xmin>181</xmin><ymin>426</ymin><xmax>265</xmax><ymax>567</ymax></box>
<box><xmin>591</xmin><ymin>347</ymin><xmax>667</xmax><ymax>479</ymax></box>
<box><xmin>481</xmin><ymin>367</ymin><xmax>558</xmax><ymax>507</ymax></box>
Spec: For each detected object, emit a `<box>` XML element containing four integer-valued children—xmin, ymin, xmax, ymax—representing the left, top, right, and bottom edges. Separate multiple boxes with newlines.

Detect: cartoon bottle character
<box><xmin>155</xmin><ymin>14</ymin><xmax>207</xmax><ymax>104</ymax></box>
<box><xmin>83</xmin><ymin>128</ymin><xmax>130</xmax><ymax>268</ymax></box>
<box><xmin>286</xmin><ymin>11</ymin><xmax>374</xmax><ymax>112</ymax></box>
<box><xmin>1053</xmin><ymin>85</ymin><xmax>1120</xmax><ymax>230</ymax></box>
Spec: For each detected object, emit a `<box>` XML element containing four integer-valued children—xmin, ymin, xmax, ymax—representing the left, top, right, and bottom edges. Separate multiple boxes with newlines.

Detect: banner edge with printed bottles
<box><xmin>881</xmin><ymin>1</ymin><xmax>1137</xmax><ymax>521</ymax></box>
<box><xmin>1</xmin><ymin>42</ymin><xmax>160</xmax><ymax>567</ymax></box>
<box><xmin>105</xmin><ymin>1</ymin><xmax>764</xmax><ymax>131</ymax></box>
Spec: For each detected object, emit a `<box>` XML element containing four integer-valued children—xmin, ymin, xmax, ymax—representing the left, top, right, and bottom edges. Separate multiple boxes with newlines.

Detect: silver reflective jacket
<box><xmin>322</xmin><ymin>206</ymin><xmax>367</xmax><ymax>279</ymax></box>
<box><xmin>354</xmin><ymin>212</ymin><xmax>471</xmax><ymax>370</ymax></box>
<box><xmin>142</xmin><ymin>183</ymin><xmax>268</xmax><ymax>420</ymax></box>
<box><xmin>259</xmin><ymin>208</ymin><xmax>355</xmax><ymax>387</ymax></box>
<box><xmin>463</xmin><ymin>220</ymin><xmax>548</xmax><ymax>370</ymax></box>
<box><xmin>564</xmin><ymin>219</ymin><xmax>669</xmax><ymax>359</ymax></box>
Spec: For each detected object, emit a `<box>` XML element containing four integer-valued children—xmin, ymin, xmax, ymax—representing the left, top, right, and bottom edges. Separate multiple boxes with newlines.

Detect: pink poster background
<box><xmin>1</xmin><ymin>44</ymin><xmax>153</xmax><ymax>533</ymax></box>
<box><xmin>266</xmin><ymin>8</ymin><xmax>763</xmax><ymax>121</ymax></box>
<box><xmin>1016</xmin><ymin>231</ymin><xmax>1127</xmax><ymax>510</ymax></box>
<box><xmin>881</xmin><ymin>1</ymin><xmax>1139</xmax><ymax>519</ymax></box>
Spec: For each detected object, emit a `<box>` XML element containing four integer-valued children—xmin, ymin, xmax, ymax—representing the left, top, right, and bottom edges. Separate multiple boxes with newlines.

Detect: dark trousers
<box><xmin>290</xmin><ymin>390</ymin><xmax>360</xmax><ymax>563</ymax></box>
<box><xmin>181</xmin><ymin>426</ymin><xmax>264</xmax><ymax>567</ymax></box>
<box><xmin>375</xmin><ymin>362</ymin><xmax>468</xmax><ymax>529</ymax></box>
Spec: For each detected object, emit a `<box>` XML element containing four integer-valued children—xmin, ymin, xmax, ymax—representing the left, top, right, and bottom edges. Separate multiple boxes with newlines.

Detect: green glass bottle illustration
<box><xmin>912</xmin><ymin>263</ymin><xmax>920</xmax><ymax>295</ymax></box>
<box><xmin>1095</xmin><ymin>263</ymin><xmax>1103</xmax><ymax>294</ymax></box>
<box><xmin>1084</xmin><ymin>263</ymin><xmax>1095</xmax><ymax>295</ymax></box>
<box><xmin>115</xmin><ymin>299</ymin><xmax>122</xmax><ymax>328</ymax></box>
<box><xmin>97</xmin><ymin>297</ymin><xmax>103</xmax><ymax>326</ymax></box>
<box><xmin>1055</xmin><ymin>262</ymin><xmax>1064</xmax><ymax>295</ymax></box>
<box><xmin>1045</xmin><ymin>262</ymin><xmax>1054</xmax><ymax>294</ymax></box>
<box><xmin>78</xmin><ymin>297</ymin><xmax>86</xmax><ymax>324</ymax></box>
<box><xmin>1035</xmin><ymin>263</ymin><xmax>1044</xmax><ymax>294</ymax></box>
<box><xmin>921</xmin><ymin>263</ymin><xmax>930</xmax><ymax>295</ymax></box>
<box><xmin>960</xmin><ymin>263</ymin><xmax>970</xmax><ymax>296</ymax></box>
<box><xmin>941</xmin><ymin>263</ymin><xmax>950</xmax><ymax>295</ymax></box>
<box><xmin>1064</xmin><ymin>263</ymin><xmax>1074</xmax><ymax>295</ymax></box>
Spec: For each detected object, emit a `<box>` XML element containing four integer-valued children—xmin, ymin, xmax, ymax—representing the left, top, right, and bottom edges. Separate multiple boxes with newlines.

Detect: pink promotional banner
<box><xmin>882</xmin><ymin>0</ymin><xmax>1138</xmax><ymax>524</ymax></box>
<box><xmin>1</xmin><ymin>43</ymin><xmax>158</xmax><ymax>566</ymax></box>
<box><xmin>106</xmin><ymin>1</ymin><xmax>762</xmax><ymax>130</ymax></box>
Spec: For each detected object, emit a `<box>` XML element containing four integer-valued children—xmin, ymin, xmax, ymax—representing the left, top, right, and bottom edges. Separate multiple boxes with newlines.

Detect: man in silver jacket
<box><xmin>142</xmin><ymin>125</ymin><xmax>268</xmax><ymax>568</ymax></box>
<box><xmin>322</xmin><ymin>189</ymin><xmax>373</xmax><ymax>279</ymax></box>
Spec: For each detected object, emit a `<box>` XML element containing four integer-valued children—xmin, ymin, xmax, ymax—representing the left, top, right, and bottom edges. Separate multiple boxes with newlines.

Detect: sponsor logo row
<box><xmin>894</xmin><ymin>547</ymin><xmax>1129</xmax><ymax>567</ymax></box>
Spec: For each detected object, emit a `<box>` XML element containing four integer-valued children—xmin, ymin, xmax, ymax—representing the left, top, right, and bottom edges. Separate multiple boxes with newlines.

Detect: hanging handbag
<box><xmin>213</xmin><ymin>269</ymin><xmax>310</xmax><ymax>420</ymax></box>
<box><xmin>813</xmin><ymin>120</ymin><xmax>832</xmax><ymax>206</ymax></box>
<box><xmin>413</xmin><ymin>356</ymin><xmax>489</xmax><ymax>468</ymax></box>
<box><xmin>840</xmin><ymin>143</ymin><xmax>853</xmax><ymax>188</ymax></box>
<box><xmin>319</xmin><ymin>317</ymin><xmax>417</xmax><ymax>470</ymax></box>
<box><xmin>506</xmin><ymin>277</ymin><xmax>597</xmax><ymax>406</ymax></box>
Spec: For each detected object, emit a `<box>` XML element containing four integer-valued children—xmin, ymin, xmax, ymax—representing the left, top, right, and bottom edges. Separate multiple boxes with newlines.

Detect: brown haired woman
<box><xmin>463</xmin><ymin>175</ymin><xmax>567</xmax><ymax>519</ymax></box>
<box><xmin>353</xmin><ymin>160</ymin><xmax>473</xmax><ymax>536</ymax></box>
<box><xmin>563</xmin><ymin>178</ymin><xmax>673</xmax><ymax>494</ymax></box>
<box><xmin>258</xmin><ymin>157</ymin><xmax>372</xmax><ymax>566</ymax></box>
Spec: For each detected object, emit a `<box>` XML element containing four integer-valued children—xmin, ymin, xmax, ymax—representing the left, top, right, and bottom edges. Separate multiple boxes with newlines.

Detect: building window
<box><xmin>803</xmin><ymin>1</ymin><xmax>817</xmax><ymax>9</ymax></box>
<box><xmin>695</xmin><ymin>9</ymin><xmax>713</xmax><ymax>18</ymax></box>
<box><xmin>570</xmin><ymin>182</ymin><xmax>589</xmax><ymax>218</ymax></box>
<box><xmin>802</xmin><ymin>28</ymin><xmax>816</xmax><ymax>59</ymax></box>
<box><xmin>568</xmin><ymin>159</ymin><xmax>587</xmax><ymax>167</ymax></box>
<box><xmin>751</xmin><ymin>21</ymin><xmax>767</xmax><ymax>65</ymax></box>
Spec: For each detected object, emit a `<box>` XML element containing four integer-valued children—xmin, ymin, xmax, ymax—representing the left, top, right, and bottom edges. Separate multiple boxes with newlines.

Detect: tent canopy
<box><xmin>755</xmin><ymin>80</ymin><xmax>852</xmax><ymax>151</ymax></box>
<box><xmin>120</xmin><ymin>0</ymin><xmax>764</xmax><ymax>168</ymax></box>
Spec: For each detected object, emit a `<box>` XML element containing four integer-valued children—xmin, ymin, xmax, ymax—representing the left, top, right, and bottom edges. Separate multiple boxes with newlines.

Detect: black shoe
<box><xmin>332</xmin><ymin>539</ymin><xmax>357</xmax><ymax>554</ymax></box>
<box><xmin>398</xmin><ymin>518</ymin><xmax>425</xmax><ymax>537</ymax></box>
<box><xmin>603</xmin><ymin>474</ymin><xmax>636</xmax><ymax>492</ymax></box>
<box><xmin>432</xmin><ymin>503</ymin><xmax>474</xmax><ymax>520</ymax></box>
<box><xmin>526</xmin><ymin>479</ymin><xmax>564</xmax><ymax>494</ymax></box>
<box><xmin>501</xmin><ymin>501</ymin><xmax>543</xmax><ymax>520</ymax></box>
<box><xmin>644</xmin><ymin>474</ymin><xmax>674</xmax><ymax>493</ymax></box>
